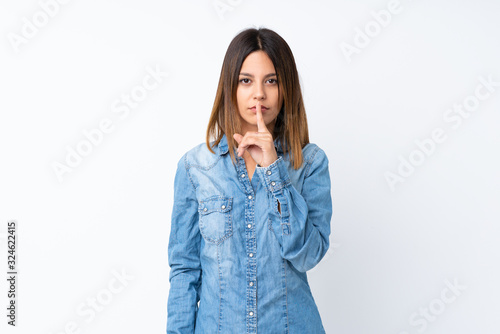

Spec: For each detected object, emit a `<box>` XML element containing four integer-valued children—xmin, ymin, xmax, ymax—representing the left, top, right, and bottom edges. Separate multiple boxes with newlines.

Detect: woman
<box><xmin>167</xmin><ymin>27</ymin><xmax>333</xmax><ymax>333</ymax></box>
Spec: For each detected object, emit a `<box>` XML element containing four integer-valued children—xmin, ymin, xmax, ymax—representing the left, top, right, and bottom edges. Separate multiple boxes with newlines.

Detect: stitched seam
<box><xmin>198</xmin><ymin>197</ymin><xmax>233</xmax><ymax>244</ymax></box>
<box><xmin>184</xmin><ymin>154</ymin><xmax>198</xmax><ymax>192</ymax></box>
<box><xmin>189</xmin><ymin>153</ymin><xmax>223</xmax><ymax>171</ymax></box>
<box><xmin>304</xmin><ymin>145</ymin><xmax>320</xmax><ymax>178</ymax></box>
<box><xmin>283</xmin><ymin>258</ymin><xmax>289</xmax><ymax>334</ymax></box>
<box><xmin>217</xmin><ymin>244</ymin><xmax>222</xmax><ymax>333</ymax></box>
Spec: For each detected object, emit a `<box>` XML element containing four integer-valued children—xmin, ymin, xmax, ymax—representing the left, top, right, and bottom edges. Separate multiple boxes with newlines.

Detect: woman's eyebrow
<box><xmin>239</xmin><ymin>72</ymin><xmax>277</xmax><ymax>78</ymax></box>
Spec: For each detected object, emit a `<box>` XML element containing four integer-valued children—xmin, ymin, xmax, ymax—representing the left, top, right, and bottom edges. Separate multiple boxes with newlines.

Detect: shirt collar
<box><xmin>216</xmin><ymin>133</ymin><xmax>284</xmax><ymax>156</ymax></box>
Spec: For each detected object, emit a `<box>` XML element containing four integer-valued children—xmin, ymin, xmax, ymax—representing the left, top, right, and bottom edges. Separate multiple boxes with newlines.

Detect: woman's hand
<box><xmin>233</xmin><ymin>102</ymin><xmax>278</xmax><ymax>167</ymax></box>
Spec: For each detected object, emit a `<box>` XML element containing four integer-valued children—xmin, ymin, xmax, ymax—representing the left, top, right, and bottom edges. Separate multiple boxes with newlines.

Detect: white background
<box><xmin>1</xmin><ymin>0</ymin><xmax>499</xmax><ymax>333</ymax></box>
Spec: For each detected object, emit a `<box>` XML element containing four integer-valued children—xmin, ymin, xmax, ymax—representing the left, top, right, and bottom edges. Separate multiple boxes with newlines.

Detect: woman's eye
<box><xmin>239</xmin><ymin>78</ymin><xmax>277</xmax><ymax>84</ymax></box>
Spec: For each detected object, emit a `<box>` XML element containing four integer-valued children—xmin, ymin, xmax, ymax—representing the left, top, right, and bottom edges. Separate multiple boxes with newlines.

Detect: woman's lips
<box><xmin>250</xmin><ymin>106</ymin><xmax>268</xmax><ymax>112</ymax></box>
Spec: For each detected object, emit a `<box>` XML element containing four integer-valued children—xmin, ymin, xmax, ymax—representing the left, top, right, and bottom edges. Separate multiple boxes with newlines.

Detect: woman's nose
<box><xmin>253</xmin><ymin>83</ymin><xmax>265</xmax><ymax>100</ymax></box>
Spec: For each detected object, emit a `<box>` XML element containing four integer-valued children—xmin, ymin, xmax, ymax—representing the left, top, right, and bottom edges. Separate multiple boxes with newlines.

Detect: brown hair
<box><xmin>205</xmin><ymin>27</ymin><xmax>309</xmax><ymax>169</ymax></box>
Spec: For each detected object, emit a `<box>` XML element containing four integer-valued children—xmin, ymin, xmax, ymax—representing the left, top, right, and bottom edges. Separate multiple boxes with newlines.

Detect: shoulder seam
<box><xmin>304</xmin><ymin>145</ymin><xmax>322</xmax><ymax>177</ymax></box>
<box><xmin>183</xmin><ymin>153</ymin><xmax>198</xmax><ymax>192</ymax></box>
<box><xmin>184</xmin><ymin>142</ymin><xmax>222</xmax><ymax>171</ymax></box>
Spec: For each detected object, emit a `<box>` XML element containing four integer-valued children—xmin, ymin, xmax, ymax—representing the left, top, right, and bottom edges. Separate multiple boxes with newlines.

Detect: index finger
<box><xmin>256</xmin><ymin>103</ymin><xmax>267</xmax><ymax>133</ymax></box>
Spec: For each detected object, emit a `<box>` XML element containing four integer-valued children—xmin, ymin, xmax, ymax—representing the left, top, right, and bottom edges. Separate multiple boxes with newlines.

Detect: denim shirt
<box><xmin>167</xmin><ymin>133</ymin><xmax>333</xmax><ymax>334</ymax></box>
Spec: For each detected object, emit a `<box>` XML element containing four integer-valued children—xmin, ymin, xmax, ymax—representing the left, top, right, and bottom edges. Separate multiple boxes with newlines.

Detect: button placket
<box><xmin>235</xmin><ymin>157</ymin><xmax>257</xmax><ymax>331</ymax></box>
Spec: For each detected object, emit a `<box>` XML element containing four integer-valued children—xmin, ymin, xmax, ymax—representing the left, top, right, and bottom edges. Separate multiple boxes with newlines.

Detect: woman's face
<box><xmin>236</xmin><ymin>50</ymin><xmax>283</xmax><ymax>135</ymax></box>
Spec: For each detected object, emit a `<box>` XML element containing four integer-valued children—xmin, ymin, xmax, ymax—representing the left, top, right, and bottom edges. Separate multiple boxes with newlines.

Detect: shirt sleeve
<box><xmin>255</xmin><ymin>146</ymin><xmax>333</xmax><ymax>272</ymax></box>
<box><xmin>167</xmin><ymin>153</ymin><xmax>202</xmax><ymax>333</ymax></box>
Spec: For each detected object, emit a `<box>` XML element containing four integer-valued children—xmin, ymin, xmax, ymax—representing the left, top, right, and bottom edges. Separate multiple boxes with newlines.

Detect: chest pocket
<box><xmin>198</xmin><ymin>196</ymin><xmax>233</xmax><ymax>244</ymax></box>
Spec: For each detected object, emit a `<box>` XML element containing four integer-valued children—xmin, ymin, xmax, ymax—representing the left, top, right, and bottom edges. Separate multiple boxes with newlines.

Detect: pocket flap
<box><xmin>199</xmin><ymin>196</ymin><xmax>232</xmax><ymax>215</ymax></box>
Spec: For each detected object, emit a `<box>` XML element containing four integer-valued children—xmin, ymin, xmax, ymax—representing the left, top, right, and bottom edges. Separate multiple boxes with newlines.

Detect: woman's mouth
<box><xmin>250</xmin><ymin>106</ymin><xmax>268</xmax><ymax>112</ymax></box>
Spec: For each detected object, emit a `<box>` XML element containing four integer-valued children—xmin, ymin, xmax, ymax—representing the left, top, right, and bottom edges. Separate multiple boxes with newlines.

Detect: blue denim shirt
<box><xmin>167</xmin><ymin>133</ymin><xmax>333</xmax><ymax>333</ymax></box>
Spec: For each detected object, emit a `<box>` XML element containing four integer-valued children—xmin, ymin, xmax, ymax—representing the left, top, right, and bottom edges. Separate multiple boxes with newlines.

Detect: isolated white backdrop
<box><xmin>1</xmin><ymin>0</ymin><xmax>499</xmax><ymax>333</ymax></box>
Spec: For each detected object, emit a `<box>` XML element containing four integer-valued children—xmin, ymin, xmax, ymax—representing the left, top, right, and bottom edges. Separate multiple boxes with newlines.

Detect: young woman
<box><xmin>167</xmin><ymin>27</ymin><xmax>333</xmax><ymax>334</ymax></box>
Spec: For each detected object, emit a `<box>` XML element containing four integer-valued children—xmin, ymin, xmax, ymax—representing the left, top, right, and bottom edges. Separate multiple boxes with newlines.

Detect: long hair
<box><xmin>206</xmin><ymin>27</ymin><xmax>309</xmax><ymax>170</ymax></box>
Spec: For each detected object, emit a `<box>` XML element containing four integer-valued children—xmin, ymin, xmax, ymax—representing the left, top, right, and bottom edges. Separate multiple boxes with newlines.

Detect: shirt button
<box><xmin>249</xmin><ymin>253</ymin><xmax>253</xmax><ymax>257</ymax></box>
<box><xmin>248</xmin><ymin>195</ymin><xmax>252</xmax><ymax>199</ymax></box>
<box><xmin>221</xmin><ymin>205</ymin><xmax>225</xmax><ymax>209</ymax></box>
<box><xmin>203</xmin><ymin>207</ymin><xmax>207</xmax><ymax>212</ymax></box>
<box><xmin>249</xmin><ymin>311</ymin><xmax>254</xmax><ymax>316</ymax></box>
<box><xmin>249</xmin><ymin>282</ymin><xmax>254</xmax><ymax>286</ymax></box>
<box><xmin>266</xmin><ymin>170</ymin><xmax>272</xmax><ymax>175</ymax></box>
<box><xmin>271</xmin><ymin>181</ymin><xmax>276</xmax><ymax>186</ymax></box>
<box><xmin>241</xmin><ymin>173</ymin><xmax>245</xmax><ymax>178</ymax></box>
<box><xmin>247</xmin><ymin>224</ymin><xmax>252</xmax><ymax>228</ymax></box>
